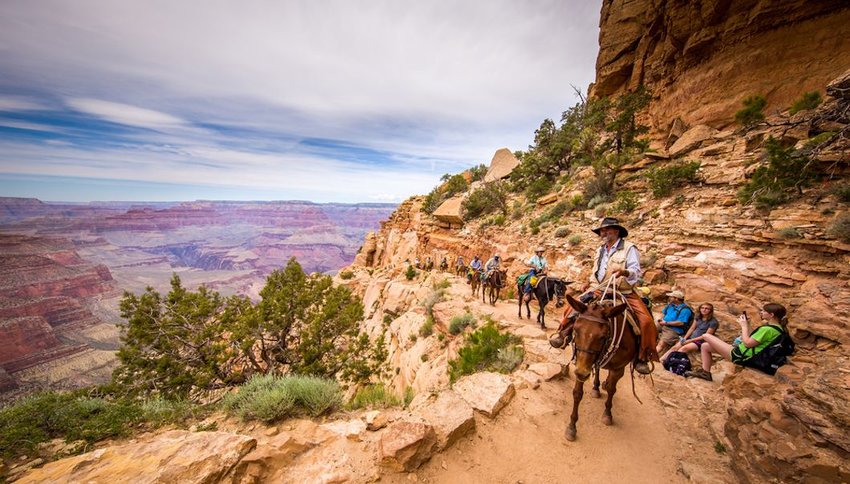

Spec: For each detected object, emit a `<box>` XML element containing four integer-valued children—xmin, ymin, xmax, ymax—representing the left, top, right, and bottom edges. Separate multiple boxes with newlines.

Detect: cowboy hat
<box><xmin>591</xmin><ymin>217</ymin><xmax>628</xmax><ymax>238</ymax></box>
<box><xmin>535</xmin><ymin>246</ymin><xmax>545</xmax><ymax>253</ymax></box>
<box><xmin>666</xmin><ymin>290</ymin><xmax>685</xmax><ymax>299</ymax></box>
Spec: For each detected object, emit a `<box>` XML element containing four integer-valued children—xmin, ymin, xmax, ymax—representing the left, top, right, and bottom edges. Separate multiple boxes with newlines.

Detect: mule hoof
<box><xmin>602</xmin><ymin>415</ymin><xmax>613</xmax><ymax>426</ymax></box>
<box><xmin>591</xmin><ymin>390</ymin><xmax>601</xmax><ymax>399</ymax></box>
<box><xmin>565</xmin><ymin>427</ymin><xmax>576</xmax><ymax>442</ymax></box>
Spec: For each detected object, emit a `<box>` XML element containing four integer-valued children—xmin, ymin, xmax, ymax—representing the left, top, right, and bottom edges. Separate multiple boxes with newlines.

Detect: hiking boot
<box><xmin>685</xmin><ymin>369</ymin><xmax>713</xmax><ymax>381</ymax></box>
<box><xmin>634</xmin><ymin>360</ymin><xmax>652</xmax><ymax>375</ymax></box>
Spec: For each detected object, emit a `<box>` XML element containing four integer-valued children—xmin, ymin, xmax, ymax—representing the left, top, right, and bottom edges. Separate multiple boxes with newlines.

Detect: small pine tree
<box><xmin>735</xmin><ymin>95</ymin><xmax>767</xmax><ymax>128</ymax></box>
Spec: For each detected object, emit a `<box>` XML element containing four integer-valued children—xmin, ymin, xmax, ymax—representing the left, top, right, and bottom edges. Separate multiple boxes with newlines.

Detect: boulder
<box><xmin>363</xmin><ymin>410</ymin><xmax>389</xmax><ymax>431</ymax></box>
<box><xmin>527</xmin><ymin>362</ymin><xmax>566</xmax><ymax>381</ymax></box>
<box><xmin>826</xmin><ymin>67</ymin><xmax>850</xmax><ymax>99</ymax></box>
<box><xmin>16</xmin><ymin>430</ymin><xmax>256</xmax><ymax>484</ymax></box>
<box><xmin>432</xmin><ymin>196</ymin><xmax>464</xmax><ymax>226</ymax></box>
<box><xmin>669</xmin><ymin>124</ymin><xmax>719</xmax><ymax>157</ymax></box>
<box><xmin>452</xmin><ymin>372</ymin><xmax>515</xmax><ymax>417</ymax></box>
<box><xmin>483</xmin><ymin>148</ymin><xmax>520</xmax><ymax>182</ymax></box>
<box><xmin>320</xmin><ymin>419</ymin><xmax>367</xmax><ymax>441</ymax></box>
<box><xmin>378</xmin><ymin>421</ymin><xmax>438</xmax><ymax>472</ymax></box>
<box><xmin>413</xmin><ymin>390</ymin><xmax>475</xmax><ymax>449</ymax></box>
<box><xmin>536</xmin><ymin>193</ymin><xmax>559</xmax><ymax>206</ymax></box>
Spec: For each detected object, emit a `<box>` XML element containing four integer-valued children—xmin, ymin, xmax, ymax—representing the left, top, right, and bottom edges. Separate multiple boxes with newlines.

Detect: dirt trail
<box><xmin>398</xmin><ymin>276</ymin><xmax>687</xmax><ymax>483</ymax></box>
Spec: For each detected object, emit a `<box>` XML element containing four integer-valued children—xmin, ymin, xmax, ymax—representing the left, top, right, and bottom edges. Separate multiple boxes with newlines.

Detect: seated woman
<box><xmin>685</xmin><ymin>303</ymin><xmax>789</xmax><ymax>381</ymax></box>
<box><xmin>660</xmin><ymin>302</ymin><xmax>719</xmax><ymax>363</ymax></box>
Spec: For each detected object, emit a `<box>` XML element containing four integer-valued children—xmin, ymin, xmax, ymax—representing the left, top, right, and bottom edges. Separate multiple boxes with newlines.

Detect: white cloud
<box><xmin>0</xmin><ymin>95</ymin><xmax>51</xmax><ymax>112</ymax></box>
<box><xmin>65</xmin><ymin>98</ymin><xmax>187</xmax><ymax>130</ymax></box>
<box><xmin>0</xmin><ymin>119</ymin><xmax>62</xmax><ymax>132</ymax></box>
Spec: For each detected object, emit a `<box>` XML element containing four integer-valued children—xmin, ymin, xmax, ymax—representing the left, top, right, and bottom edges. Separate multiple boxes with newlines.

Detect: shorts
<box><xmin>693</xmin><ymin>340</ymin><xmax>705</xmax><ymax>348</ymax></box>
<box><xmin>659</xmin><ymin>326</ymin><xmax>683</xmax><ymax>346</ymax></box>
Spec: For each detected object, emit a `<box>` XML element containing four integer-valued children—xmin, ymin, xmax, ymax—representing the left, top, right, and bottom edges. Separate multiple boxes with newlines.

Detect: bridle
<box><xmin>570</xmin><ymin>275</ymin><xmax>628</xmax><ymax>370</ymax></box>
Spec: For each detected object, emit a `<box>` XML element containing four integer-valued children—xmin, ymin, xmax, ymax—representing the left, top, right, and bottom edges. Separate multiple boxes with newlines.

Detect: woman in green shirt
<box><xmin>684</xmin><ymin>303</ymin><xmax>788</xmax><ymax>381</ymax></box>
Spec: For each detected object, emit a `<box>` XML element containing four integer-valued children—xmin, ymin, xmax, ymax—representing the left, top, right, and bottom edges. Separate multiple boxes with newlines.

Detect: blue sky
<box><xmin>0</xmin><ymin>1</ymin><xmax>599</xmax><ymax>203</ymax></box>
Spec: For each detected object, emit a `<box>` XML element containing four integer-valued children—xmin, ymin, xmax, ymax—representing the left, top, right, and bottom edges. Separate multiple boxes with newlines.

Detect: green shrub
<box><xmin>419</xmin><ymin>316</ymin><xmax>435</xmax><ymax>337</ymax></box>
<box><xmin>568</xmin><ymin>234</ymin><xmax>582</xmax><ymax>246</ymax></box>
<box><xmin>612</xmin><ymin>190</ymin><xmax>639</xmax><ymax>213</ymax></box>
<box><xmin>0</xmin><ymin>391</ymin><xmax>145</xmax><ymax>457</ymax></box>
<box><xmin>449</xmin><ymin>313</ymin><xmax>476</xmax><ymax>335</ymax></box>
<box><xmin>505</xmin><ymin>287</ymin><xmax>516</xmax><ymax>300</ymax></box>
<box><xmin>554</xmin><ymin>226</ymin><xmax>571</xmax><ymax>238</ymax></box>
<box><xmin>524</xmin><ymin>177</ymin><xmax>554</xmax><ymax>202</ymax></box>
<box><xmin>789</xmin><ymin>91</ymin><xmax>822</xmax><ymax>115</ymax></box>
<box><xmin>735</xmin><ymin>95</ymin><xmax>767</xmax><ymax>128</ymax></box>
<box><xmin>347</xmin><ymin>383</ymin><xmax>401</xmax><ymax>410</ymax></box>
<box><xmin>469</xmin><ymin>164</ymin><xmax>488</xmax><ymax>182</ymax></box>
<box><xmin>569</xmin><ymin>194</ymin><xmax>586</xmax><ymax>210</ymax></box>
<box><xmin>462</xmin><ymin>181</ymin><xmax>509</xmax><ymax>219</ymax></box>
<box><xmin>139</xmin><ymin>398</ymin><xmax>196</xmax><ymax>426</ymax></box>
<box><xmin>339</xmin><ymin>270</ymin><xmax>354</xmax><ymax>280</ymax></box>
<box><xmin>221</xmin><ymin>374</ymin><xmax>341</xmax><ymax>422</ymax></box>
<box><xmin>805</xmin><ymin>131</ymin><xmax>835</xmax><ymax>148</ymax></box>
<box><xmin>777</xmin><ymin>227</ymin><xmax>802</xmax><ymax>239</ymax></box>
<box><xmin>403</xmin><ymin>386</ymin><xmax>415</xmax><ymax>408</ymax></box>
<box><xmin>645</xmin><ymin>161</ymin><xmax>701</xmax><ymax>198</ymax></box>
<box><xmin>448</xmin><ymin>322</ymin><xmax>524</xmax><ymax>382</ymax></box>
<box><xmin>830</xmin><ymin>183</ymin><xmax>850</xmax><ymax>202</ymax></box>
<box><xmin>827</xmin><ymin>213</ymin><xmax>850</xmax><ymax>243</ymax></box>
<box><xmin>587</xmin><ymin>194</ymin><xmax>608</xmax><ymax>209</ymax></box>
<box><xmin>405</xmin><ymin>265</ymin><xmax>417</xmax><ymax>280</ymax></box>
<box><xmin>738</xmin><ymin>137</ymin><xmax>813</xmax><ymax>209</ymax></box>
<box><xmin>492</xmin><ymin>214</ymin><xmax>506</xmax><ymax>226</ymax></box>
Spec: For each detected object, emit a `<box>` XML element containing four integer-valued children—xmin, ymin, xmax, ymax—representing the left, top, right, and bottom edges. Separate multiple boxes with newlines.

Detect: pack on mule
<box><xmin>662</xmin><ymin>351</ymin><xmax>692</xmax><ymax>376</ymax></box>
<box><xmin>737</xmin><ymin>325</ymin><xmax>795</xmax><ymax>376</ymax></box>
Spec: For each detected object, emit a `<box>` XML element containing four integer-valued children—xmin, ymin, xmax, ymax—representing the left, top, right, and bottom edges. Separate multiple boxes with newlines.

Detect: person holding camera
<box><xmin>684</xmin><ymin>303</ymin><xmax>789</xmax><ymax>381</ymax></box>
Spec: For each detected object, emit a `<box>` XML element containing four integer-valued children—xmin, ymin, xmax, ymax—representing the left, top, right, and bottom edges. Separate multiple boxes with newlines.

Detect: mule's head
<box><xmin>553</xmin><ymin>280</ymin><xmax>569</xmax><ymax>308</ymax></box>
<box><xmin>566</xmin><ymin>294</ymin><xmax>628</xmax><ymax>382</ymax></box>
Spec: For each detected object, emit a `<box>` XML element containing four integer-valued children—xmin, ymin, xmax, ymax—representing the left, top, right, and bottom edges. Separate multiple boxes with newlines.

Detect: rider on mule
<box><xmin>557</xmin><ymin>217</ymin><xmax>658</xmax><ymax>375</ymax></box>
<box><xmin>484</xmin><ymin>254</ymin><xmax>501</xmax><ymax>282</ymax></box>
<box><xmin>456</xmin><ymin>254</ymin><xmax>465</xmax><ymax>271</ymax></box>
<box><xmin>468</xmin><ymin>255</ymin><xmax>483</xmax><ymax>281</ymax></box>
<box><xmin>523</xmin><ymin>246</ymin><xmax>548</xmax><ymax>302</ymax></box>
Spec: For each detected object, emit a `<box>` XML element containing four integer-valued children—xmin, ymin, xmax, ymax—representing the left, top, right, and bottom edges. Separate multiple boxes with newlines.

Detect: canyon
<box><xmin>0</xmin><ymin>199</ymin><xmax>395</xmax><ymax>398</ymax></box>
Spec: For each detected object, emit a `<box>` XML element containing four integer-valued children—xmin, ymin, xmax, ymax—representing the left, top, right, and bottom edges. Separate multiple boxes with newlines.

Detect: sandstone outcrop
<box><xmin>16</xmin><ymin>430</ymin><xmax>257</xmax><ymax>484</ymax></box>
<box><xmin>592</xmin><ymin>0</ymin><xmax>850</xmax><ymax>134</ymax></box>
<box><xmin>483</xmin><ymin>148</ymin><xmax>520</xmax><ymax>182</ymax></box>
<box><xmin>453</xmin><ymin>372</ymin><xmax>516</xmax><ymax>418</ymax></box>
<box><xmin>412</xmin><ymin>390</ymin><xmax>476</xmax><ymax>449</ymax></box>
<box><xmin>378</xmin><ymin>421</ymin><xmax>438</xmax><ymax>472</ymax></box>
<box><xmin>432</xmin><ymin>196</ymin><xmax>464</xmax><ymax>227</ymax></box>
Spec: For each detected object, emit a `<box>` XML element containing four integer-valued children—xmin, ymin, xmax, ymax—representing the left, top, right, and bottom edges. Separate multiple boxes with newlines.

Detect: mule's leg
<box><xmin>601</xmin><ymin>368</ymin><xmax>626</xmax><ymax>426</ymax></box>
<box><xmin>566</xmin><ymin>378</ymin><xmax>585</xmax><ymax>441</ymax></box>
<box><xmin>517</xmin><ymin>289</ymin><xmax>523</xmax><ymax>318</ymax></box>
<box><xmin>591</xmin><ymin>367</ymin><xmax>601</xmax><ymax>399</ymax></box>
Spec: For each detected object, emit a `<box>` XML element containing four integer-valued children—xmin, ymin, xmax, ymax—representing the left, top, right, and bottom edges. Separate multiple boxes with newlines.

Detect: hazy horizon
<box><xmin>0</xmin><ymin>1</ymin><xmax>599</xmax><ymax>203</ymax></box>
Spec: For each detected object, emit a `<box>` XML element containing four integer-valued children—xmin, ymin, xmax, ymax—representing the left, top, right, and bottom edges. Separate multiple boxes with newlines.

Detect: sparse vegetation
<box><xmin>735</xmin><ymin>95</ymin><xmax>767</xmax><ymax>128</ymax></box>
<box><xmin>827</xmin><ymin>213</ymin><xmax>850</xmax><ymax>243</ymax></box>
<box><xmin>568</xmin><ymin>234</ymin><xmax>582</xmax><ymax>246</ymax></box>
<box><xmin>448</xmin><ymin>322</ymin><xmax>524</xmax><ymax>382</ymax></box>
<box><xmin>347</xmin><ymin>383</ymin><xmax>401</xmax><ymax>410</ymax></box>
<box><xmin>221</xmin><ymin>374</ymin><xmax>342</xmax><ymax>422</ymax></box>
<box><xmin>449</xmin><ymin>313</ymin><xmax>476</xmax><ymax>335</ymax></box>
<box><xmin>777</xmin><ymin>227</ymin><xmax>802</xmax><ymax>239</ymax></box>
<box><xmin>830</xmin><ymin>183</ymin><xmax>850</xmax><ymax>202</ymax></box>
<box><xmin>419</xmin><ymin>316</ymin><xmax>435</xmax><ymax>337</ymax></box>
<box><xmin>405</xmin><ymin>264</ymin><xmax>417</xmax><ymax>280</ymax></box>
<box><xmin>462</xmin><ymin>180</ymin><xmax>510</xmax><ymax>219</ymax></box>
<box><xmin>339</xmin><ymin>270</ymin><xmax>354</xmax><ymax>280</ymax></box>
<box><xmin>738</xmin><ymin>137</ymin><xmax>813</xmax><ymax>210</ymax></box>
<box><xmin>645</xmin><ymin>161</ymin><xmax>701</xmax><ymax>198</ymax></box>
<box><xmin>554</xmin><ymin>226</ymin><xmax>571</xmax><ymax>238</ymax></box>
<box><xmin>612</xmin><ymin>190</ymin><xmax>639</xmax><ymax>213</ymax></box>
<box><xmin>789</xmin><ymin>91</ymin><xmax>822</xmax><ymax>115</ymax></box>
<box><xmin>423</xmin><ymin>173</ymin><xmax>468</xmax><ymax>214</ymax></box>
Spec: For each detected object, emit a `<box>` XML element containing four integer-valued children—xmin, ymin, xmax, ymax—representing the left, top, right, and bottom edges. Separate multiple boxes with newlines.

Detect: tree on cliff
<box><xmin>113</xmin><ymin>259</ymin><xmax>385</xmax><ymax>399</ymax></box>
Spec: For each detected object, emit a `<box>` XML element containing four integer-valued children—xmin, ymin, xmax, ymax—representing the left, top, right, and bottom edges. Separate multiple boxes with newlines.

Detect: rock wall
<box><xmin>592</xmin><ymin>0</ymin><xmax>850</xmax><ymax>135</ymax></box>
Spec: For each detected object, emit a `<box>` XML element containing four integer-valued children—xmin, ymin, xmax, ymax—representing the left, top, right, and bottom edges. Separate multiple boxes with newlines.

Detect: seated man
<box><xmin>523</xmin><ymin>246</ymin><xmax>548</xmax><ymax>302</ymax></box>
<box><xmin>656</xmin><ymin>290</ymin><xmax>693</xmax><ymax>355</ymax></box>
<box><xmin>484</xmin><ymin>254</ymin><xmax>501</xmax><ymax>282</ymax></box>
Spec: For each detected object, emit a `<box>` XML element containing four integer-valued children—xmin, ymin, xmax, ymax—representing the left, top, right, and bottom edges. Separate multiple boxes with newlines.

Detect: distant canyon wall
<box><xmin>592</xmin><ymin>0</ymin><xmax>850</xmax><ymax>136</ymax></box>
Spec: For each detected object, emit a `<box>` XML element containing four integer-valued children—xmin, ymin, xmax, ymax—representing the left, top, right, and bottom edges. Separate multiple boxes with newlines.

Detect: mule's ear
<box><xmin>566</xmin><ymin>294</ymin><xmax>586</xmax><ymax>313</ymax></box>
<box><xmin>603</xmin><ymin>303</ymin><xmax>629</xmax><ymax>319</ymax></box>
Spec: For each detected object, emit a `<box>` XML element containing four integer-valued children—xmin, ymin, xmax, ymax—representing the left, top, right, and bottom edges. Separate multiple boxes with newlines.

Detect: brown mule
<box><xmin>563</xmin><ymin>294</ymin><xmax>640</xmax><ymax>442</ymax></box>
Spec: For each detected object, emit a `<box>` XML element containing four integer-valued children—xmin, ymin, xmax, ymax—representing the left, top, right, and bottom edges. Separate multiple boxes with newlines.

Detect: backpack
<box><xmin>675</xmin><ymin>304</ymin><xmax>695</xmax><ymax>327</ymax></box>
<box><xmin>662</xmin><ymin>351</ymin><xmax>692</xmax><ymax>376</ymax></box>
<box><xmin>738</xmin><ymin>325</ymin><xmax>795</xmax><ymax>376</ymax></box>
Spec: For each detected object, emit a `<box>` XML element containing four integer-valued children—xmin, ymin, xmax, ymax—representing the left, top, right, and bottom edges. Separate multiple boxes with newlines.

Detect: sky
<box><xmin>0</xmin><ymin>1</ymin><xmax>600</xmax><ymax>203</ymax></box>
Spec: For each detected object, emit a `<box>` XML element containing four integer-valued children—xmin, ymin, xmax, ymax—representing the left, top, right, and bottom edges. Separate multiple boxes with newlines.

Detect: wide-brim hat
<box><xmin>666</xmin><ymin>290</ymin><xmax>685</xmax><ymax>299</ymax></box>
<box><xmin>591</xmin><ymin>217</ymin><xmax>628</xmax><ymax>238</ymax></box>
<box><xmin>535</xmin><ymin>246</ymin><xmax>545</xmax><ymax>253</ymax></box>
